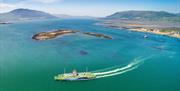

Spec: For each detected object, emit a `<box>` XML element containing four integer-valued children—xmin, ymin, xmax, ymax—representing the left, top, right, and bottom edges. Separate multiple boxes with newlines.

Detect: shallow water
<box><xmin>0</xmin><ymin>19</ymin><xmax>180</xmax><ymax>91</ymax></box>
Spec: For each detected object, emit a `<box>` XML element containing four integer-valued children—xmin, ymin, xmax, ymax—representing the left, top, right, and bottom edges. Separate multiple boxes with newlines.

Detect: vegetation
<box><xmin>105</xmin><ymin>11</ymin><xmax>180</xmax><ymax>22</ymax></box>
<box><xmin>159</xmin><ymin>28</ymin><xmax>180</xmax><ymax>33</ymax></box>
<box><xmin>0</xmin><ymin>8</ymin><xmax>56</xmax><ymax>22</ymax></box>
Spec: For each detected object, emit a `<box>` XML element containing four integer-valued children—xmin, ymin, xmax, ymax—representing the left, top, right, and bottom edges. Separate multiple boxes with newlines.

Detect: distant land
<box><xmin>54</xmin><ymin>14</ymin><xmax>96</xmax><ymax>19</ymax></box>
<box><xmin>0</xmin><ymin>8</ymin><xmax>179</xmax><ymax>38</ymax></box>
<box><xmin>104</xmin><ymin>10</ymin><xmax>180</xmax><ymax>22</ymax></box>
<box><xmin>1</xmin><ymin>9</ymin><xmax>179</xmax><ymax>23</ymax></box>
<box><xmin>99</xmin><ymin>11</ymin><xmax>180</xmax><ymax>38</ymax></box>
<box><xmin>0</xmin><ymin>8</ymin><xmax>57</xmax><ymax>22</ymax></box>
<box><xmin>0</xmin><ymin>8</ymin><xmax>96</xmax><ymax>23</ymax></box>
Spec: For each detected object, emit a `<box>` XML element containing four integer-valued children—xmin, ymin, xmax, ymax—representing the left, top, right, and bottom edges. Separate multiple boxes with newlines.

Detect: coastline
<box><xmin>97</xmin><ymin>20</ymin><xmax>180</xmax><ymax>38</ymax></box>
<box><xmin>128</xmin><ymin>28</ymin><xmax>180</xmax><ymax>38</ymax></box>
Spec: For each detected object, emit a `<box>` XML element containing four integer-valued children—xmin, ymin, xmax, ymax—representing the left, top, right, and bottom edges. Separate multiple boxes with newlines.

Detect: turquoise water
<box><xmin>0</xmin><ymin>19</ymin><xmax>180</xmax><ymax>91</ymax></box>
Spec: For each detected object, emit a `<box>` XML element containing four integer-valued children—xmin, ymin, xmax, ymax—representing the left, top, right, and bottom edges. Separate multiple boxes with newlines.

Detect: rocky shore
<box><xmin>32</xmin><ymin>29</ymin><xmax>112</xmax><ymax>40</ymax></box>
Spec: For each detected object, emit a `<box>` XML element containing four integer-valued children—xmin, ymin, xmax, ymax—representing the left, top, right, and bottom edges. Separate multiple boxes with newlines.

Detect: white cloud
<box><xmin>0</xmin><ymin>0</ymin><xmax>64</xmax><ymax>13</ymax></box>
<box><xmin>0</xmin><ymin>3</ymin><xmax>15</xmax><ymax>8</ymax></box>
<box><xmin>33</xmin><ymin>0</ymin><xmax>62</xmax><ymax>4</ymax></box>
<box><xmin>20</xmin><ymin>0</ymin><xmax>63</xmax><ymax>4</ymax></box>
<box><xmin>0</xmin><ymin>3</ymin><xmax>16</xmax><ymax>12</ymax></box>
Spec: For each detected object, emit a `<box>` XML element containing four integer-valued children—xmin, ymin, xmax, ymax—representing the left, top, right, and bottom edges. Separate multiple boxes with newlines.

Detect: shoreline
<box><xmin>97</xmin><ymin>20</ymin><xmax>180</xmax><ymax>39</ymax></box>
<box><xmin>127</xmin><ymin>28</ymin><xmax>180</xmax><ymax>38</ymax></box>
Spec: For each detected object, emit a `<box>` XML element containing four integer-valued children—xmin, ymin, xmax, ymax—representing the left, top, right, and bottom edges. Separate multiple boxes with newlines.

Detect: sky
<box><xmin>0</xmin><ymin>0</ymin><xmax>179</xmax><ymax>17</ymax></box>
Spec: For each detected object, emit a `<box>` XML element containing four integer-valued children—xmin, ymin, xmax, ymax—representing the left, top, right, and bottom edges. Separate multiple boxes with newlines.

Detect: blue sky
<box><xmin>0</xmin><ymin>0</ymin><xmax>179</xmax><ymax>17</ymax></box>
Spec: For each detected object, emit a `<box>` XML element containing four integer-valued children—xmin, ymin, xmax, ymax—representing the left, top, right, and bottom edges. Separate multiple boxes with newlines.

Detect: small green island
<box><xmin>32</xmin><ymin>29</ymin><xmax>112</xmax><ymax>40</ymax></box>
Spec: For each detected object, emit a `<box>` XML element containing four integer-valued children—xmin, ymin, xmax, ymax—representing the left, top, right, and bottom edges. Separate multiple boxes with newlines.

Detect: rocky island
<box><xmin>32</xmin><ymin>29</ymin><xmax>113</xmax><ymax>40</ymax></box>
<box><xmin>32</xmin><ymin>30</ymin><xmax>78</xmax><ymax>40</ymax></box>
<box><xmin>83</xmin><ymin>32</ymin><xmax>112</xmax><ymax>39</ymax></box>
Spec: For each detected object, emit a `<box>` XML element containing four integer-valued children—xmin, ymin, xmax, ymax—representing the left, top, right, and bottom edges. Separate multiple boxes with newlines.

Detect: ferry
<box><xmin>54</xmin><ymin>69</ymin><xmax>96</xmax><ymax>81</ymax></box>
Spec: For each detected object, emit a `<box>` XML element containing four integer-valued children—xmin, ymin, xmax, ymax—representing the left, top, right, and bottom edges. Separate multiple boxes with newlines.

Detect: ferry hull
<box><xmin>54</xmin><ymin>72</ymin><xmax>96</xmax><ymax>81</ymax></box>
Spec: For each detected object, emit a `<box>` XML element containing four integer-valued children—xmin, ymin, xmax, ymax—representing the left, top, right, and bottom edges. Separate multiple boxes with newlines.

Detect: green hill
<box><xmin>0</xmin><ymin>8</ymin><xmax>57</xmax><ymax>22</ymax></box>
<box><xmin>105</xmin><ymin>11</ymin><xmax>180</xmax><ymax>22</ymax></box>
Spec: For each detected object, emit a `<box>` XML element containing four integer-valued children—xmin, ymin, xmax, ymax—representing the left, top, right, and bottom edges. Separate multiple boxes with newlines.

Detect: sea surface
<box><xmin>0</xmin><ymin>19</ymin><xmax>180</xmax><ymax>91</ymax></box>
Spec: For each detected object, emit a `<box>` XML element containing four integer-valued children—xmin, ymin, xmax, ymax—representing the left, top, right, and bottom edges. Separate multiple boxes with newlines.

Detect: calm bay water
<box><xmin>0</xmin><ymin>19</ymin><xmax>180</xmax><ymax>91</ymax></box>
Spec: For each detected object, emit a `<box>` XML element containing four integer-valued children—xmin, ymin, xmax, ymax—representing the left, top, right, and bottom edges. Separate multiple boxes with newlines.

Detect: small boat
<box><xmin>54</xmin><ymin>68</ymin><xmax>96</xmax><ymax>81</ymax></box>
<box><xmin>144</xmin><ymin>34</ymin><xmax>148</xmax><ymax>38</ymax></box>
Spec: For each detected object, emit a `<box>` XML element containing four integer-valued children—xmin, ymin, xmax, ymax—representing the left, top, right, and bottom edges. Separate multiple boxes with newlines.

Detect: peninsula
<box><xmin>100</xmin><ymin>11</ymin><xmax>180</xmax><ymax>38</ymax></box>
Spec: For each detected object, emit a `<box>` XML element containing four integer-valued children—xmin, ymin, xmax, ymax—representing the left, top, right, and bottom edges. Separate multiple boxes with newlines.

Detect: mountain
<box><xmin>105</xmin><ymin>11</ymin><xmax>180</xmax><ymax>22</ymax></box>
<box><xmin>0</xmin><ymin>8</ymin><xmax>57</xmax><ymax>22</ymax></box>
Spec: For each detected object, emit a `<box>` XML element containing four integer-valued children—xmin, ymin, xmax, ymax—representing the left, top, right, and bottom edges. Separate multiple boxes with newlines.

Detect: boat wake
<box><xmin>93</xmin><ymin>57</ymin><xmax>150</xmax><ymax>79</ymax></box>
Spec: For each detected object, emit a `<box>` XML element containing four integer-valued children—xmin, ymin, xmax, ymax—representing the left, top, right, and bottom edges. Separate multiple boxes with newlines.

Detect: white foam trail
<box><xmin>93</xmin><ymin>56</ymin><xmax>153</xmax><ymax>79</ymax></box>
<box><xmin>96</xmin><ymin>65</ymin><xmax>138</xmax><ymax>78</ymax></box>
<box><xmin>91</xmin><ymin>65</ymin><xmax>120</xmax><ymax>73</ymax></box>
<box><xmin>94</xmin><ymin>58</ymin><xmax>141</xmax><ymax>75</ymax></box>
